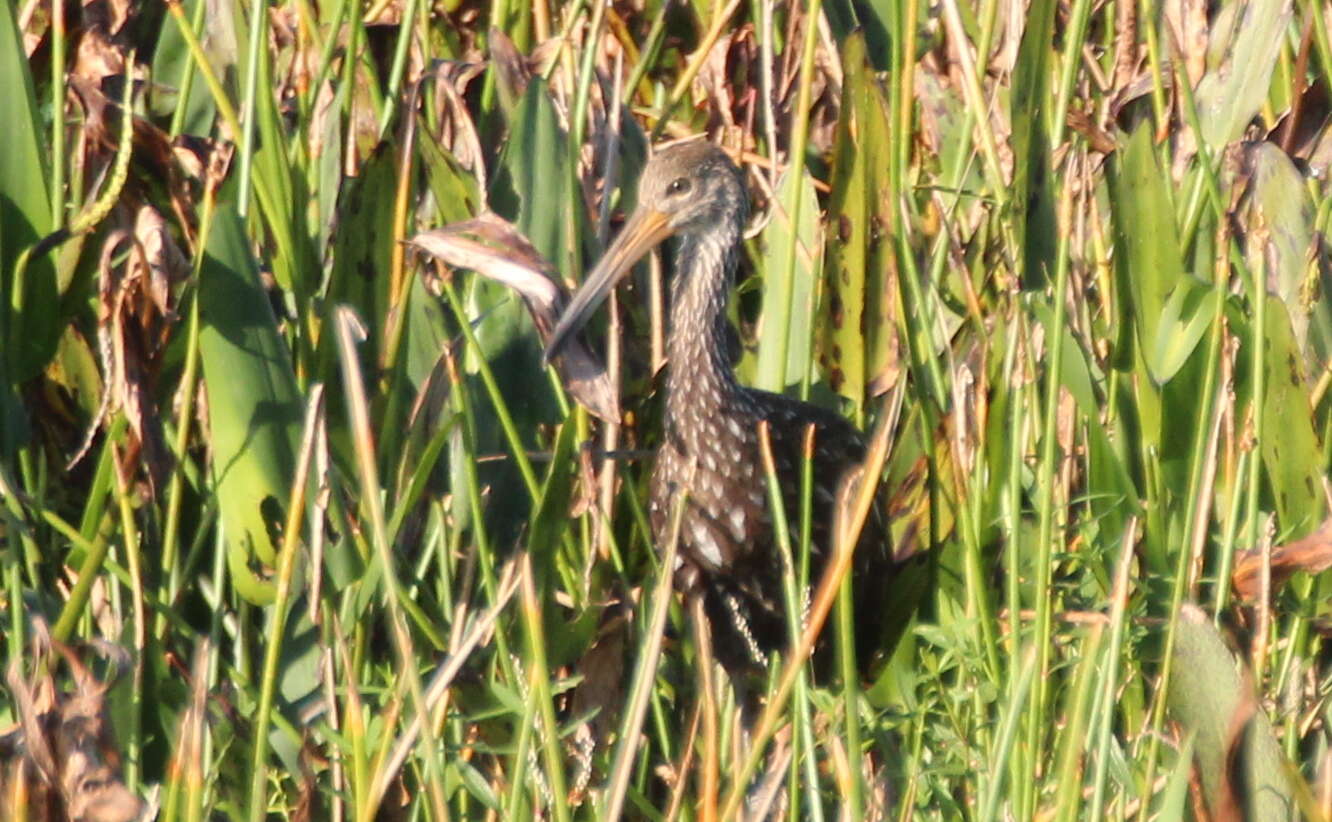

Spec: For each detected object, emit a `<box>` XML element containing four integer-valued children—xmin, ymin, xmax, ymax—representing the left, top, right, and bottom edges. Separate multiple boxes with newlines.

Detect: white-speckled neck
<box><xmin>664</xmin><ymin>229</ymin><xmax>749</xmax><ymax>453</ymax></box>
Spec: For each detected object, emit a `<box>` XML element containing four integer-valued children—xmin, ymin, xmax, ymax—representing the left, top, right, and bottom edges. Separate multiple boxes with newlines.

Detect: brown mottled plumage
<box><xmin>547</xmin><ymin>141</ymin><xmax>895</xmax><ymax>677</ymax></box>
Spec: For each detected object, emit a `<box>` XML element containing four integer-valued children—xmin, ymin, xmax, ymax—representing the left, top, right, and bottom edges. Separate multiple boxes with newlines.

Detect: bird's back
<box><xmin>649</xmin><ymin>385</ymin><xmax>897</xmax><ymax>677</ymax></box>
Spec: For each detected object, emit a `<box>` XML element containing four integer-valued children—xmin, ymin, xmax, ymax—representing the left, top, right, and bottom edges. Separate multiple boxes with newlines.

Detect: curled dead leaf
<box><xmin>66</xmin><ymin>205</ymin><xmax>185</xmax><ymax>490</ymax></box>
<box><xmin>1232</xmin><ymin>516</ymin><xmax>1332</xmax><ymax>602</ymax></box>
<box><xmin>2</xmin><ymin>637</ymin><xmax>143</xmax><ymax>822</ymax></box>
<box><xmin>488</xmin><ymin>27</ymin><xmax>533</xmax><ymax>107</ymax></box>
<box><xmin>409</xmin><ymin>215</ymin><xmax>620</xmax><ymax>423</ymax></box>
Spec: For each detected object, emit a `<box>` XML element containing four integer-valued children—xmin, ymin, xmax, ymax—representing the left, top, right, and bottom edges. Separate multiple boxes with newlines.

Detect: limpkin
<box><xmin>546</xmin><ymin>140</ymin><xmax>901</xmax><ymax>678</ymax></box>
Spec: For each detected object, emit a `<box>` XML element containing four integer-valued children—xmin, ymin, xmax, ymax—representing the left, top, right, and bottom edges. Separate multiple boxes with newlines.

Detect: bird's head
<box><xmin>544</xmin><ymin>141</ymin><xmax>747</xmax><ymax>363</ymax></box>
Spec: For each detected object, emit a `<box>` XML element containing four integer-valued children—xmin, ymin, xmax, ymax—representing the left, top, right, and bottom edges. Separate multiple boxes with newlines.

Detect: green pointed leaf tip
<box><xmin>1148</xmin><ymin>281</ymin><xmax>1220</xmax><ymax>384</ymax></box>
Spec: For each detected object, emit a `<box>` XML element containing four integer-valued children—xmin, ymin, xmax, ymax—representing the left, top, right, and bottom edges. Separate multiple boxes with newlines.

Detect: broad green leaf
<box><xmin>490</xmin><ymin>78</ymin><xmax>577</xmax><ymax>383</ymax></box>
<box><xmin>1193</xmin><ymin>0</ymin><xmax>1292</xmax><ymax>150</ymax></box>
<box><xmin>1257</xmin><ymin>297</ymin><xmax>1323</xmax><ymax>537</ymax></box>
<box><xmin>460</xmin><ymin>80</ymin><xmax>571</xmax><ymax>542</ymax></box>
<box><xmin>0</xmin><ymin>0</ymin><xmax>56</xmax><ymax>385</ymax></box>
<box><xmin>756</xmin><ymin>167</ymin><xmax>822</xmax><ymax>392</ymax></box>
<box><xmin>1033</xmin><ymin>302</ymin><xmax>1139</xmax><ymax>544</ymax></box>
<box><xmin>1110</xmin><ymin>124</ymin><xmax>1191</xmax><ymax>383</ymax></box>
<box><xmin>821</xmin><ymin>0</ymin><xmax>896</xmax><ymax>72</ymax></box>
<box><xmin>0</xmin><ymin>2</ymin><xmax>50</xmax><ymax>229</ymax></box>
<box><xmin>198</xmin><ymin>200</ymin><xmax>303</xmax><ymax>605</ymax></box>
<box><xmin>1010</xmin><ymin>0</ymin><xmax>1057</xmax><ymax>287</ymax></box>
<box><xmin>1155</xmin><ymin>734</ymin><xmax>1194</xmax><ymax>820</ymax></box>
<box><xmin>496</xmin><ymin>82</ymin><xmax>582</xmax><ymax>276</ymax></box>
<box><xmin>487</xmin><ymin>81</ymin><xmax>575</xmax><ymax>370</ymax></box>
<box><xmin>383</xmin><ymin>273</ymin><xmax>453</xmax><ymax>510</ymax></box>
<box><xmin>316</xmin><ymin>81</ymin><xmax>345</xmax><ymax>256</ymax></box>
<box><xmin>919</xmin><ymin>69</ymin><xmax>984</xmax><ymax>214</ymax></box>
<box><xmin>419</xmin><ymin>129</ymin><xmax>483</xmax><ymax>227</ymax></box>
<box><xmin>150</xmin><ymin>0</ymin><xmax>217</xmax><ymax>135</ymax></box>
<box><xmin>528</xmin><ymin>419</ymin><xmax>577</xmax><ymax>565</ymax></box>
<box><xmin>326</xmin><ymin>144</ymin><xmax>397</xmax><ymax>367</ymax></box>
<box><xmin>1242</xmin><ymin>142</ymin><xmax>1324</xmax><ymax>360</ymax></box>
<box><xmin>528</xmin><ymin>418</ymin><xmax>596</xmax><ymax>658</ymax></box>
<box><xmin>1168</xmin><ymin>604</ymin><xmax>1295</xmax><ymax>821</ymax></box>
<box><xmin>234</xmin><ymin>0</ymin><xmax>317</xmax><ymax>307</ymax></box>
<box><xmin>49</xmin><ymin>327</ymin><xmax>103</xmax><ymax>421</ymax></box>
<box><xmin>823</xmin><ymin>32</ymin><xmax>894</xmax><ymax>419</ymax></box>
<box><xmin>399</xmin><ymin>270</ymin><xmax>453</xmax><ymax>394</ymax></box>
<box><xmin>270</xmin><ymin>603</ymin><xmax>324</xmax><ymax>773</ymax></box>
<box><xmin>1031</xmin><ymin>304</ymin><xmax>1097</xmax><ymax>414</ymax></box>
<box><xmin>452</xmin><ymin>758</ymin><xmax>502</xmax><ymax>812</ymax></box>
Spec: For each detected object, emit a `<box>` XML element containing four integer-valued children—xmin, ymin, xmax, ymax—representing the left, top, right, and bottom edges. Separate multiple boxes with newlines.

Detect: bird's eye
<box><xmin>667</xmin><ymin>177</ymin><xmax>691</xmax><ymax>195</ymax></box>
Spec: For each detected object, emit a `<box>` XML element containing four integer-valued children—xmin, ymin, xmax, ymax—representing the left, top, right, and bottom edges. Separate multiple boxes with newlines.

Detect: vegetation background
<box><xmin>2</xmin><ymin>0</ymin><xmax>1331</xmax><ymax>818</ymax></box>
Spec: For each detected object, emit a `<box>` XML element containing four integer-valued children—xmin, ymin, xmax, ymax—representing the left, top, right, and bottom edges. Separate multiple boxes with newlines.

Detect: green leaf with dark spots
<box><xmin>1242</xmin><ymin>142</ymin><xmax>1325</xmax><ymax>362</ymax></box>
<box><xmin>198</xmin><ymin>199</ymin><xmax>303</xmax><ymax>605</ymax></box>
<box><xmin>1258</xmin><ymin>297</ymin><xmax>1323</xmax><ymax>537</ymax></box>
<box><xmin>822</xmin><ymin>32</ymin><xmax>893</xmax><ymax>419</ymax></box>
<box><xmin>1193</xmin><ymin>0</ymin><xmax>1291</xmax><ymax>150</ymax></box>
<box><xmin>327</xmin><ymin>143</ymin><xmax>398</xmax><ymax>369</ymax></box>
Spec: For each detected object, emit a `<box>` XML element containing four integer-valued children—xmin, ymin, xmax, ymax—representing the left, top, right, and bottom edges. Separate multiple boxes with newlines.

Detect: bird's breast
<box><xmin>650</xmin><ymin>411</ymin><xmax>770</xmax><ymax>573</ymax></box>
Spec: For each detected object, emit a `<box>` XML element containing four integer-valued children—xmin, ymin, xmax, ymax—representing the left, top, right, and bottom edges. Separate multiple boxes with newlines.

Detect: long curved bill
<box><xmin>543</xmin><ymin>206</ymin><xmax>672</xmax><ymax>364</ymax></box>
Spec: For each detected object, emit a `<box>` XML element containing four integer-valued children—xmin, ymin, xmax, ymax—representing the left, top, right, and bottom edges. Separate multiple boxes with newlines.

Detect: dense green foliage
<box><xmin>2</xmin><ymin>0</ymin><xmax>1332</xmax><ymax>819</ymax></box>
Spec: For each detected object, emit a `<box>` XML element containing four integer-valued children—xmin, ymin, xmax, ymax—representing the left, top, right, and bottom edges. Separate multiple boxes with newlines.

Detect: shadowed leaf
<box><xmin>0</xmin><ymin>0</ymin><xmax>55</xmax><ymax>388</ymax></box>
<box><xmin>198</xmin><ymin>199</ymin><xmax>303</xmax><ymax>605</ymax></box>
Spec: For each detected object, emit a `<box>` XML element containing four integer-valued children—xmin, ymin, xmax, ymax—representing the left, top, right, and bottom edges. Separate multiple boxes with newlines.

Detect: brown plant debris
<box><xmin>1</xmin><ymin>638</ymin><xmax>143</xmax><ymax>822</ymax></box>
<box><xmin>1232</xmin><ymin>516</ymin><xmax>1332</xmax><ymax>602</ymax></box>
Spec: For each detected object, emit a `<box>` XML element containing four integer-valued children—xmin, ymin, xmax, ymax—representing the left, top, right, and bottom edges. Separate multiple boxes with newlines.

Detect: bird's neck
<box><xmin>664</xmin><ymin>231</ymin><xmax>746</xmax><ymax>448</ymax></box>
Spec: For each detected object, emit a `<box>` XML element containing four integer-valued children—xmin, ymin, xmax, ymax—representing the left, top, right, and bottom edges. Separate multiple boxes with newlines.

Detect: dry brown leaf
<box><xmin>695</xmin><ymin>25</ymin><xmax>754</xmax><ymax>133</ymax></box>
<box><xmin>1232</xmin><ymin>516</ymin><xmax>1332</xmax><ymax>602</ymax></box>
<box><xmin>1066</xmin><ymin>108</ymin><xmax>1118</xmax><ymax>154</ymax></box>
<box><xmin>72</xmin><ymin>0</ymin><xmax>128</xmax><ymax>87</ymax></box>
<box><xmin>489</xmin><ymin>26</ymin><xmax>533</xmax><ymax>104</ymax></box>
<box><xmin>1109</xmin><ymin>0</ymin><xmax>1139</xmax><ymax>97</ymax></box>
<box><xmin>421</xmin><ymin>60</ymin><xmax>488</xmax><ymax>194</ymax></box>
<box><xmin>2</xmin><ymin>639</ymin><xmax>143</xmax><ymax>822</ymax></box>
<box><xmin>1164</xmin><ymin>0</ymin><xmax>1209</xmax><ymax>86</ymax></box>
<box><xmin>66</xmin><ymin>204</ymin><xmax>185</xmax><ymax>491</ymax></box>
<box><xmin>409</xmin><ymin>215</ymin><xmax>620</xmax><ymax>423</ymax></box>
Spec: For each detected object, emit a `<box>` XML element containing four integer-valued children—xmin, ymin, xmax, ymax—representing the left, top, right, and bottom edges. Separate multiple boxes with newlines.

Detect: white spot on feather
<box><xmin>692</xmin><ymin>522</ymin><xmax>724</xmax><ymax>567</ymax></box>
<box><xmin>728</xmin><ymin>507</ymin><xmax>746</xmax><ymax>540</ymax></box>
